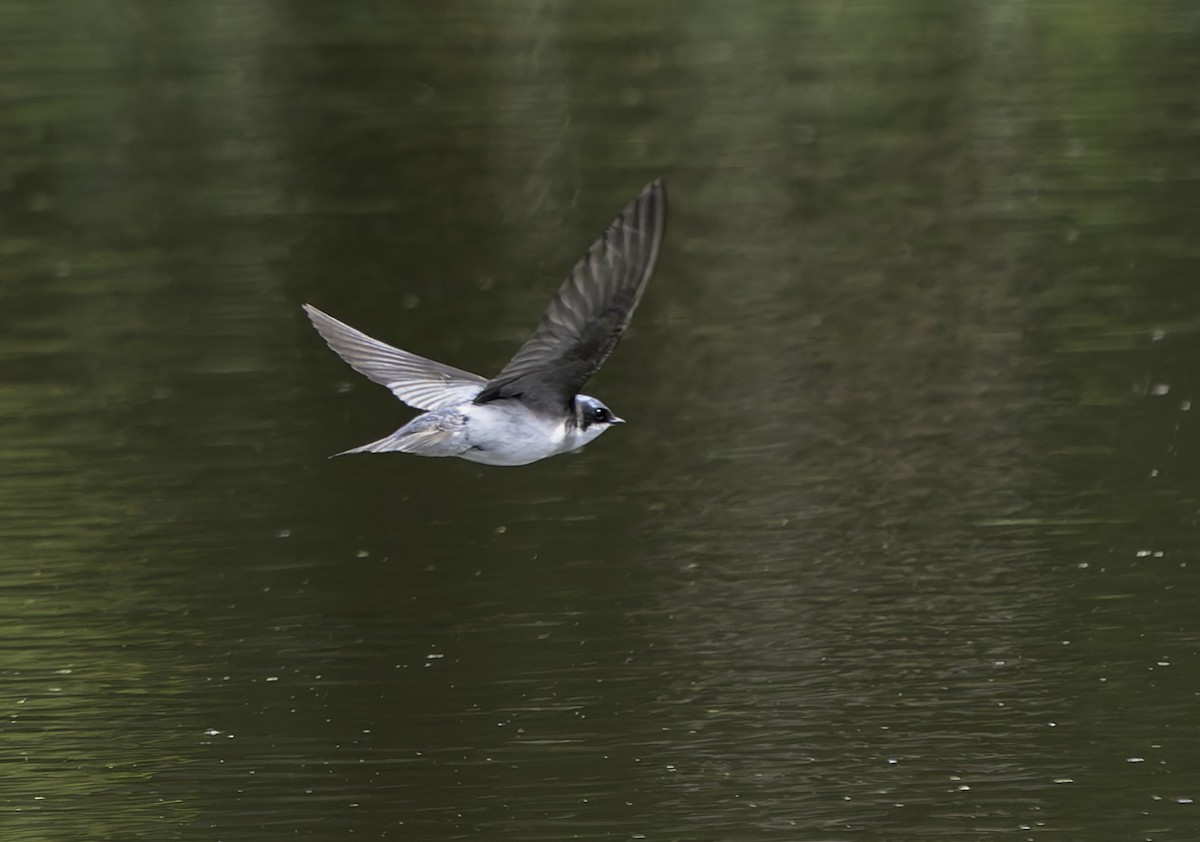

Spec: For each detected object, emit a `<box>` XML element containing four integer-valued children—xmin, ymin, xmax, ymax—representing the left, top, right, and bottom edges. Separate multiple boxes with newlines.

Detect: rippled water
<box><xmin>2</xmin><ymin>1</ymin><xmax>1199</xmax><ymax>839</ymax></box>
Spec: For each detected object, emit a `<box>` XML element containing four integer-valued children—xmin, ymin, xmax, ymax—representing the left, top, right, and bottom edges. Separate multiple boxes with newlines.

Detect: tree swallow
<box><xmin>303</xmin><ymin>179</ymin><xmax>666</xmax><ymax>466</ymax></box>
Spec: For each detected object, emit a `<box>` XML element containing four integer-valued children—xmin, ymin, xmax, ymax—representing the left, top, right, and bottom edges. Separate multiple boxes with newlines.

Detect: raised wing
<box><xmin>473</xmin><ymin>179</ymin><xmax>666</xmax><ymax>413</ymax></box>
<box><xmin>303</xmin><ymin>304</ymin><xmax>486</xmax><ymax>411</ymax></box>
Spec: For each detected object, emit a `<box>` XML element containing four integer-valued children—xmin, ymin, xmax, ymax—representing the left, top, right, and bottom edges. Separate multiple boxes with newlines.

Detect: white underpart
<box><xmin>459</xmin><ymin>400</ymin><xmax>607</xmax><ymax>466</ymax></box>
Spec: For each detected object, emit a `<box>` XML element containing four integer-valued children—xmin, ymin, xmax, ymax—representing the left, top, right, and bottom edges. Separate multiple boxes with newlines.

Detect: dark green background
<box><xmin>2</xmin><ymin>1</ymin><xmax>1198</xmax><ymax>839</ymax></box>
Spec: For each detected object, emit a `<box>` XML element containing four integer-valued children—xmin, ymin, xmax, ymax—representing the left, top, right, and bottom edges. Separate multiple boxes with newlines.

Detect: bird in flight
<box><xmin>303</xmin><ymin>179</ymin><xmax>666</xmax><ymax>466</ymax></box>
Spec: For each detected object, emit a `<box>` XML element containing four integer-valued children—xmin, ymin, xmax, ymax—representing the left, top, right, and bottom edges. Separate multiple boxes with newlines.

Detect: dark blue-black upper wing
<box><xmin>474</xmin><ymin>180</ymin><xmax>666</xmax><ymax>413</ymax></box>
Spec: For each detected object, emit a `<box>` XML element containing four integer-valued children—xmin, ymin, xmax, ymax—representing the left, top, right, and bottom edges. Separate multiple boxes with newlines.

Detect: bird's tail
<box><xmin>332</xmin><ymin>420</ymin><xmax>458</xmax><ymax>458</ymax></box>
<box><xmin>333</xmin><ymin>433</ymin><xmax>406</xmax><ymax>457</ymax></box>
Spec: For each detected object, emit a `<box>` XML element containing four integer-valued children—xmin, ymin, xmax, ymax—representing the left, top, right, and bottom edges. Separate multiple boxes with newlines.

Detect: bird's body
<box><xmin>340</xmin><ymin>396</ymin><xmax>612</xmax><ymax>466</ymax></box>
<box><xmin>303</xmin><ymin>180</ymin><xmax>666</xmax><ymax>466</ymax></box>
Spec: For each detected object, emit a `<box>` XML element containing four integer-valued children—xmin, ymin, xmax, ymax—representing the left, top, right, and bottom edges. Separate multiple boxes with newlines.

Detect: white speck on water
<box><xmin>1053</xmin><ymin>778</ymin><xmax>1074</xmax><ymax>784</ymax></box>
<box><xmin>1151</xmin><ymin>383</ymin><xmax>1170</xmax><ymax>396</ymax></box>
<box><xmin>1182</xmin><ymin>400</ymin><xmax>1192</xmax><ymax>411</ymax></box>
<box><xmin>1128</xmin><ymin>757</ymin><xmax>1145</xmax><ymax>763</ymax></box>
<box><xmin>356</xmin><ymin>549</ymin><xmax>369</xmax><ymax>558</ymax></box>
<box><xmin>276</xmin><ymin>529</ymin><xmax>291</xmax><ymax>538</ymax></box>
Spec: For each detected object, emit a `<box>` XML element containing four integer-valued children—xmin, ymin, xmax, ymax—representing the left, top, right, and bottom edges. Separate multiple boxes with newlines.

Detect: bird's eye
<box><xmin>592</xmin><ymin>406</ymin><xmax>608</xmax><ymax>422</ymax></box>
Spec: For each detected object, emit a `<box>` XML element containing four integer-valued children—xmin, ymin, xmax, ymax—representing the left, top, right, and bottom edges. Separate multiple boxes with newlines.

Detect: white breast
<box><xmin>460</xmin><ymin>402</ymin><xmax>573</xmax><ymax>466</ymax></box>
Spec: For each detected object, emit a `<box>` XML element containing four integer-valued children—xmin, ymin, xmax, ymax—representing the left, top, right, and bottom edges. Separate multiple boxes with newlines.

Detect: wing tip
<box><xmin>640</xmin><ymin>178</ymin><xmax>667</xmax><ymax>212</ymax></box>
<box><xmin>302</xmin><ymin>302</ymin><xmax>335</xmax><ymax>327</ymax></box>
<box><xmin>636</xmin><ymin>179</ymin><xmax>667</xmax><ymax>238</ymax></box>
